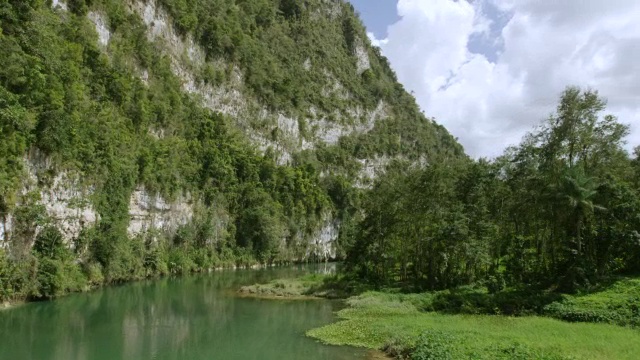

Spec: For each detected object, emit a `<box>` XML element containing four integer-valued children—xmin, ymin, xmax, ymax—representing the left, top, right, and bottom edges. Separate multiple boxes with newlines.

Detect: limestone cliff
<box><xmin>0</xmin><ymin>0</ymin><xmax>464</xmax><ymax>270</ymax></box>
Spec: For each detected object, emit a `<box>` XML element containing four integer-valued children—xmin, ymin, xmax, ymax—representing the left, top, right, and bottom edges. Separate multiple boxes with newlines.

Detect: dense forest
<box><xmin>347</xmin><ymin>87</ymin><xmax>640</xmax><ymax>293</ymax></box>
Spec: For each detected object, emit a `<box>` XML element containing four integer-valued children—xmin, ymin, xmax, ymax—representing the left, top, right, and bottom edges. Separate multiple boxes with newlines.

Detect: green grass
<box><xmin>544</xmin><ymin>278</ymin><xmax>640</xmax><ymax>327</ymax></box>
<box><xmin>238</xmin><ymin>273</ymin><xmax>371</xmax><ymax>299</ymax></box>
<box><xmin>307</xmin><ymin>291</ymin><xmax>640</xmax><ymax>359</ymax></box>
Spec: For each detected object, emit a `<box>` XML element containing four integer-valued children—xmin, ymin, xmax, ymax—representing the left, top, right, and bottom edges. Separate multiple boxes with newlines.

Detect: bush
<box><xmin>35</xmin><ymin>257</ymin><xmax>86</xmax><ymax>299</ymax></box>
<box><xmin>411</xmin><ymin>331</ymin><xmax>455</xmax><ymax>360</ymax></box>
<box><xmin>191</xmin><ymin>247</ymin><xmax>212</xmax><ymax>271</ymax></box>
<box><xmin>82</xmin><ymin>261</ymin><xmax>104</xmax><ymax>286</ymax></box>
<box><xmin>168</xmin><ymin>248</ymin><xmax>194</xmax><ymax>275</ymax></box>
<box><xmin>490</xmin><ymin>343</ymin><xmax>572</xmax><ymax>360</ymax></box>
<box><xmin>543</xmin><ymin>278</ymin><xmax>640</xmax><ymax>327</ymax></box>
<box><xmin>35</xmin><ymin>258</ymin><xmax>65</xmax><ymax>298</ymax></box>
<box><xmin>431</xmin><ymin>287</ymin><xmax>561</xmax><ymax>316</ymax></box>
<box><xmin>545</xmin><ymin>297</ymin><xmax>640</xmax><ymax>327</ymax></box>
<box><xmin>144</xmin><ymin>247</ymin><xmax>169</xmax><ymax>276</ymax></box>
<box><xmin>486</xmin><ymin>274</ymin><xmax>505</xmax><ymax>294</ymax></box>
<box><xmin>0</xmin><ymin>250</ymin><xmax>11</xmax><ymax>301</ymax></box>
<box><xmin>33</xmin><ymin>226</ymin><xmax>66</xmax><ymax>259</ymax></box>
<box><xmin>381</xmin><ymin>335</ymin><xmax>415</xmax><ymax>359</ymax></box>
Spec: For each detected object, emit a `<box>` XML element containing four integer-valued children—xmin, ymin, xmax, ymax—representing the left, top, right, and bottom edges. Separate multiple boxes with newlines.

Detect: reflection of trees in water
<box><xmin>0</xmin><ymin>266</ymin><xmax>361</xmax><ymax>360</ymax></box>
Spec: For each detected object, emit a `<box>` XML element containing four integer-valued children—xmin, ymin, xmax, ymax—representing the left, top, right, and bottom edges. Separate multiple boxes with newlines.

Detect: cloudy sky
<box><xmin>348</xmin><ymin>0</ymin><xmax>640</xmax><ymax>158</ymax></box>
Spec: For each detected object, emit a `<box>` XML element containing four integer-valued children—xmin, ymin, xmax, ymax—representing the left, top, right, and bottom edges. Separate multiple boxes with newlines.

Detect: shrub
<box><xmin>410</xmin><ymin>331</ymin><xmax>455</xmax><ymax>360</ymax></box>
<box><xmin>0</xmin><ymin>249</ymin><xmax>11</xmax><ymax>301</ymax></box>
<box><xmin>381</xmin><ymin>335</ymin><xmax>414</xmax><ymax>359</ymax></box>
<box><xmin>168</xmin><ymin>248</ymin><xmax>194</xmax><ymax>275</ymax></box>
<box><xmin>543</xmin><ymin>278</ymin><xmax>640</xmax><ymax>327</ymax></box>
<box><xmin>36</xmin><ymin>258</ymin><xmax>67</xmax><ymax>299</ymax></box>
<box><xmin>82</xmin><ymin>261</ymin><xmax>104</xmax><ymax>286</ymax></box>
<box><xmin>486</xmin><ymin>274</ymin><xmax>505</xmax><ymax>294</ymax></box>
<box><xmin>33</xmin><ymin>226</ymin><xmax>66</xmax><ymax>259</ymax></box>
<box><xmin>491</xmin><ymin>343</ymin><xmax>572</xmax><ymax>360</ymax></box>
<box><xmin>431</xmin><ymin>287</ymin><xmax>561</xmax><ymax>316</ymax></box>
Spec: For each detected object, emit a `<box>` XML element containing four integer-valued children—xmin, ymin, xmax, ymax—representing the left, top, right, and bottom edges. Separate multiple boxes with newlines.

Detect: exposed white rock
<box><xmin>40</xmin><ymin>174</ymin><xmax>98</xmax><ymax>242</ymax></box>
<box><xmin>119</xmin><ymin>0</ymin><xmax>394</xmax><ymax>255</ymax></box>
<box><xmin>140</xmin><ymin>69</ymin><xmax>149</xmax><ymax>85</ymax></box>
<box><xmin>277</xmin><ymin>114</ymin><xmax>300</xmax><ymax>141</ymax></box>
<box><xmin>250</xmin><ymin>134</ymin><xmax>293</xmax><ymax>166</ymax></box>
<box><xmin>127</xmin><ymin>187</ymin><xmax>194</xmax><ymax>237</ymax></box>
<box><xmin>354</xmin><ymin>39</ymin><xmax>371</xmax><ymax>75</ymax></box>
<box><xmin>127</xmin><ymin>0</ymin><xmax>387</xmax><ymax>166</ymax></box>
<box><xmin>324</xmin><ymin>0</ymin><xmax>342</xmax><ymax>19</ymax></box>
<box><xmin>129</xmin><ymin>0</ymin><xmax>257</xmax><ymax>127</ymax></box>
<box><xmin>355</xmin><ymin>154</ymin><xmax>428</xmax><ymax>189</ymax></box>
<box><xmin>0</xmin><ymin>215</ymin><xmax>12</xmax><ymax>249</ymax></box>
<box><xmin>313</xmin><ymin>100</ymin><xmax>387</xmax><ymax>145</ymax></box>
<box><xmin>148</xmin><ymin>127</ymin><xmax>165</xmax><ymax>140</ymax></box>
<box><xmin>308</xmin><ymin>215</ymin><xmax>339</xmax><ymax>260</ymax></box>
<box><xmin>134</xmin><ymin>0</ymin><xmax>204</xmax><ymax>64</ymax></box>
<box><xmin>88</xmin><ymin>11</ymin><xmax>111</xmax><ymax>47</ymax></box>
<box><xmin>18</xmin><ymin>153</ymin><xmax>98</xmax><ymax>245</ymax></box>
<box><xmin>52</xmin><ymin>0</ymin><xmax>67</xmax><ymax>11</ymax></box>
<box><xmin>357</xmin><ymin>156</ymin><xmax>391</xmax><ymax>185</ymax></box>
<box><xmin>321</xmin><ymin>69</ymin><xmax>350</xmax><ymax>101</ymax></box>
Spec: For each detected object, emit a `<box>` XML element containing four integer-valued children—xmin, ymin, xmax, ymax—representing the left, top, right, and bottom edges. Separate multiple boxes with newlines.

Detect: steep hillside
<box><xmin>0</xmin><ymin>0</ymin><xmax>463</xmax><ymax>299</ymax></box>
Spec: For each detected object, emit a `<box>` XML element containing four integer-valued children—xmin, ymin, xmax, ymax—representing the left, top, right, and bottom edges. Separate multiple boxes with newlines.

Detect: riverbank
<box><xmin>237</xmin><ymin>273</ymin><xmax>349</xmax><ymax>300</ymax></box>
<box><xmin>238</xmin><ymin>274</ymin><xmax>640</xmax><ymax>359</ymax></box>
<box><xmin>0</xmin><ymin>254</ymin><xmax>337</xmax><ymax>305</ymax></box>
<box><xmin>0</xmin><ymin>266</ymin><xmax>373</xmax><ymax>360</ymax></box>
<box><xmin>306</xmin><ymin>288</ymin><xmax>640</xmax><ymax>359</ymax></box>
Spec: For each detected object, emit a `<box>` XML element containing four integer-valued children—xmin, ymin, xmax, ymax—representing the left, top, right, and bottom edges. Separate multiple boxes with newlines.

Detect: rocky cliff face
<box><xmin>94</xmin><ymin>0</ymin><xmax>391</xmax><ymax>170</ymax></box>
<box><xmin>127</xmin><ymin>187</ymin><xmax>193</xmax><ymax>238</ymax></box>
<box><xmin>0</xmin><ymin>151</ymin><xmax>195</xmax><ymax>252</ymax></box>
<box><xmin>0</xmin><ymin>0</ymin><xmax>462</xmax><ymax>263</ymax></box>
<box><xmin>0</xmin><ymin>151</ymin><xmax>97</xmax><ymax>248</ymax></box>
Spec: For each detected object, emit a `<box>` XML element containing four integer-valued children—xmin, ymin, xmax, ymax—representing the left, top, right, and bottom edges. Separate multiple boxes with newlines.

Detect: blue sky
<box><xmin>346</xmin><ymin>0</ymin><xmax>640</xmax><ymax>158</ymax></box>
<box><xmin>348</xmin><ymin>0</ymin><xmax>399</xmax><ymax>39</ymax></box>
<box><xmin>349</xmin><ymin>1</ymin><xmax>511</xmax><ymax>63</ymax></box>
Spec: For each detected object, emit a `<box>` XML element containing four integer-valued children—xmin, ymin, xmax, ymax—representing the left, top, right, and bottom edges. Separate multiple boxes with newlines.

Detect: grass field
<box><xmin>308</xmin><ymin>291</ymin><xmax>640</xmax><ymax>359</ymax></box>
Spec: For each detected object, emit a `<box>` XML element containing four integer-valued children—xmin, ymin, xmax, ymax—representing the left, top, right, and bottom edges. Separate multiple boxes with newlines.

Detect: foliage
<box><xmin>346</xmin><ymin>87</ymin><xmax>640</xmax><ymax>293</ymax></box>
<box><xmin>153</xmin><ymin>0</ymin><xmax>463</xmax><ymax>165</ymax></box>
<box><xmin>307</xmin><ymin>291</ymin><xmax>639</xmax><ymax>360</ymax></box>
<box><xmin>544</xmin><ymin>278</ymin><xmax>640</xmax><ymax>327</ymax></box>
<box><xmin>238</xmin><ymin>273</ymin><xmax>328</xmax><ymax>298</ymax></box>
<box><xmin>1</xmin><ymin>0</ymin><xmax>427</xmax><ymax>300</ymax></box>
<box><xmin>410</xmin><ymin>331</ymin><xmax>455</xmax><ymax>360</ymax></box>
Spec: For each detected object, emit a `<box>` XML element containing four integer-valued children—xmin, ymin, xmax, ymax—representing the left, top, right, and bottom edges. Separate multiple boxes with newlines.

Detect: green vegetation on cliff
<box><xmin>0</xmin><ymin>0</ymin><xmax>463</xmax><ymax>301</ymax></box>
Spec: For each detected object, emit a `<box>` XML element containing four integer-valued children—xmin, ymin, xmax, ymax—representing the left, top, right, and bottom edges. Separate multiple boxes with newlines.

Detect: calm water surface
<box><xmin>0</xmin><ymin>265</ymin><xmax>367</xmax><ymax>360</ymax></box>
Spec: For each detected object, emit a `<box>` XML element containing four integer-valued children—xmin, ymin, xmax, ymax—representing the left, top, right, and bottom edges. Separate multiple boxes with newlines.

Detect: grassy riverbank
<box><xmin>237</xmin><ymin>273</ymin><xmax>363</xmax><ymax>299</ymax></box>
<box><xmin>307</xmin><ymin>290</ymin><xmax>640</xmax><ymax>359</ymax></box>
<box><xmin>238</xmin><ymin>274</ymin><xmax>329</xmax><ymax>299</ymax></box>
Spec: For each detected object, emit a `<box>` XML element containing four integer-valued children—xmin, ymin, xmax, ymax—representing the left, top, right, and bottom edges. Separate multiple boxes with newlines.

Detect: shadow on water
<box><xmin>0</xmin><ymin>264</ymin><xmax>366</xmax><ymax>360</ymax></box>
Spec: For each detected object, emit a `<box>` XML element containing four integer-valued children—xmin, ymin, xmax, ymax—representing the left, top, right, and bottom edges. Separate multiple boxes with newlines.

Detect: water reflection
<box><xmin>0</xmin><ymin>265</ymin><xmax>363</xmax><ymax>360</ymax></box>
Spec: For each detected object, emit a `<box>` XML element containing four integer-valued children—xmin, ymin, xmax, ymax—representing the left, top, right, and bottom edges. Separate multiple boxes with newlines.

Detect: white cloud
<box><xmin>374</xmin><ymin>0</ymin><xmax>640</xmax><ymax>158</ymax></box>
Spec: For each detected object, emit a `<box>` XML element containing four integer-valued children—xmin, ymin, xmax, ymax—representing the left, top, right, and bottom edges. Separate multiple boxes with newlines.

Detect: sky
<box><xmin>347</xmin><ymin>0</ymin><xmax>640</xmax><ymax>158</ymax></box>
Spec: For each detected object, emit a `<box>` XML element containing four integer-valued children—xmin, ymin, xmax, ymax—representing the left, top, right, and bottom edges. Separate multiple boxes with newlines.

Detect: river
<box><xmin>0</xmin><ymin>265</ymin><xmax>369</xmax><ymax>360</ymax></box>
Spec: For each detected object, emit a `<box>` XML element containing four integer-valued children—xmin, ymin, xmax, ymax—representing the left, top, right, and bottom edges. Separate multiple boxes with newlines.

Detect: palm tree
<box><xmin>559</xmin><ymin>169</ymin><xmax>604</xmax><ymax>257</ymax></box>
<box><xmin>550</xmin><ymin>168</ymin><xmax>605</xmax><ymax>291</ymax></box>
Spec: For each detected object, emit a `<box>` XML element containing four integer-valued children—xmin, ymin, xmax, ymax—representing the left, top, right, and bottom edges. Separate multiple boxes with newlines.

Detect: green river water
<box><xmin>0</xmin><ymin>265</ymin><xmax>369</xmax><ymax>360</ymax></box>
